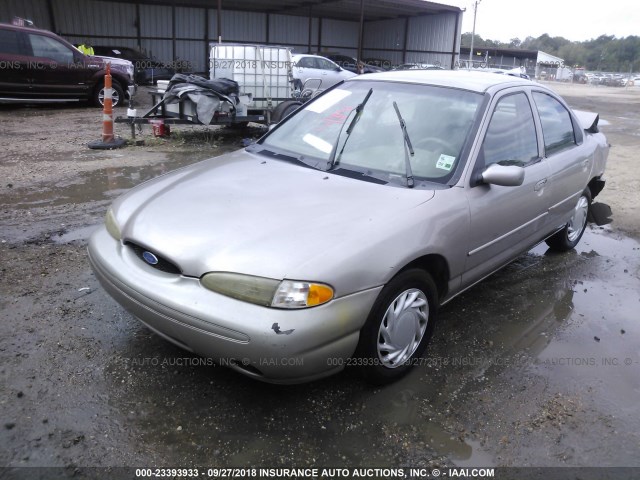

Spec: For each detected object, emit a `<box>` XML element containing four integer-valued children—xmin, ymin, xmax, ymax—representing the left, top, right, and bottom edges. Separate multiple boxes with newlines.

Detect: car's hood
<box><xmin>114</xmin><ymin>149</ymin><xmax>435</xmax><ymax>281</ymax></box>
<box><xmin>90</xmin><ymin>55</ymin><xmax>133</xmax><ymax>68</ymax></box>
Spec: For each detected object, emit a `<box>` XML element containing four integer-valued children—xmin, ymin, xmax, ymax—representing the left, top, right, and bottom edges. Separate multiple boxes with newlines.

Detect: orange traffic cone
<box><xmin>89</xmin><ymin>63</ymin><xmax>126</xmax><ymax>149</ymax></box>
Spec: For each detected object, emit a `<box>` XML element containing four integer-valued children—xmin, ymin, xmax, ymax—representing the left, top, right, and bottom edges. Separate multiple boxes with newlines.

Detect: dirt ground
<box><xmin>1</xmin><ymin>82</ymin><xmax>639</xmax><ymax>479</ymax></box>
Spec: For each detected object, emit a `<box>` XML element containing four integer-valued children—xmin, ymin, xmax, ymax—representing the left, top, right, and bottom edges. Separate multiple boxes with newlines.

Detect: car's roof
<box><xmin>292</xmin><ymin>54</ymin><xmax>327</xmax><ymax>59</ymax></box>
<box><xmin>348</xmin><ymin>69</ymin><xmax>534</xmax><ymax>93</ymax></box>
<box><xmin>0</xmin><ymin>22</ymin><xmax>57</xmax><ymax>36</ymax></box>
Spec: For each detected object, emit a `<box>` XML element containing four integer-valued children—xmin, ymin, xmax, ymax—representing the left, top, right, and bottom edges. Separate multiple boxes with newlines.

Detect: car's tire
<box><xmin>271</xmin><ymin>100</ymin><xmax>302</xmax><ymax>123</ymax></box>
<box><xmin>546</xmin><ymin>187</ymin><xmax>592</xmax><ymax>251</ymax></box>
<box><xmin>94</xmin><ymin>81</ymin><xmax>125</xmax><ymax>108</ymax></box>
<box><xmin>355</xmin><ymin>269</ymin><xmax>438</xmax><ymax>384</ymax></box>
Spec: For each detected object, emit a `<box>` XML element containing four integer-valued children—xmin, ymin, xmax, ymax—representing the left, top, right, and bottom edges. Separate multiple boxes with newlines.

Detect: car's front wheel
<box><xmin>356</xmin><ymin>269</ymin><xmax>438</xmax><ymax>384</ymax></box>
<box><xmin>546</xmin><ymin>187</ymin><xmax>591</xmax><ymax>251</ymax></box>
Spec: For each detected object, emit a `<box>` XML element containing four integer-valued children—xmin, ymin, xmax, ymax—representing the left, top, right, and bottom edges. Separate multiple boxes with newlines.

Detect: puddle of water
<box><xmin>51</xmin><ymin>224</ymin><xmax>99</xmax><ymax>244</ymax></box>
<box><xmin>0</xmin><ymin>149</ymin><xmax>221</xmax><ymax>210</ymax></box>
<box><xmin>533</xmin><ymin>227</ymin><xmax>640</xmax><ymax>411</ymax></box>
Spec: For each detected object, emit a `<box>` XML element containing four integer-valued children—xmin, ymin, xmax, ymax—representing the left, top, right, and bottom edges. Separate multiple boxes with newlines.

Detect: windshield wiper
<box><xmin>392</xmin><ymin>101</ymin><xmax>415</xmax><ymax>188</ymax></box>
<box><xmin>328</xmin><ymin>88</ymin><xmax>373</xmax><ymax>169</ymax></box>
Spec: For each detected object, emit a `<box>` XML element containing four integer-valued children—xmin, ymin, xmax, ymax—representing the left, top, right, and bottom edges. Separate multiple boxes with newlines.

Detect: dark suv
<box><xmin>92</xmin><ymin>46</ymin><xmax>175</xmax><ymax>85</ymax></box>
<box><xmin>0</xmin><ymin>23</ymin><xmax>135</xmax><ymax>106</ymax></box>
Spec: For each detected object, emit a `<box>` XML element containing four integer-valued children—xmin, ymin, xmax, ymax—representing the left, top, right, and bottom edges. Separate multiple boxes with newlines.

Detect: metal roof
<box><xmin>114</xmin><ymin>0</ymin><xmax>461</xmax><ymax>21</ymax></box>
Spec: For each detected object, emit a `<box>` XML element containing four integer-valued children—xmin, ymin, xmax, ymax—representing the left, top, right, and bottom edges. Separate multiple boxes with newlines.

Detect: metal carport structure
<box><xmin>2</xmin><ymin>0</ymin><xmax>463</xmax><ymax>71</ymax></box>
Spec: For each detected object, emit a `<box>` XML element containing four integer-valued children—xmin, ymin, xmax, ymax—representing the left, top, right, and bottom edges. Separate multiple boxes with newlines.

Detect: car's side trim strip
<box><xmin>468</xmin><ymin>212</ymin><xmax>548</xmax><ymax>256</ymax></box>
<box><xmin>0</xmin><ymin>97</ymin><xmax>81</xmax><ymax>103</ymax></box>
<box><xmin>550</xmin><ymin>191</ymin><xmax>581</xmax><ymax>211</ymax></box>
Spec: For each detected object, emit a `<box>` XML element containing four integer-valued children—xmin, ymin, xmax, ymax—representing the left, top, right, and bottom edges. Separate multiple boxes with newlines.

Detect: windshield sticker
<box><xmin>306</xmin><ymin>89</ymin><xmax>352</xmax><ymax>113</ymax></box>
<box><xmin>302</xmin><ymin>133</ymin><xmax>332</xmax><ymax>154</ymax></box>
<box><xmin>436</xmin><ymin>154</ymin><xmax>455</xmax><ymax>171</ymax></box>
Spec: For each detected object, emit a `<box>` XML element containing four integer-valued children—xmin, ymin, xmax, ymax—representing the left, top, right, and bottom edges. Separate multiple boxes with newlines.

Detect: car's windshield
<box><xmin>260</xmin><ymin>80</ymin><xmax>483</xmax><ymax>185</ymax></box>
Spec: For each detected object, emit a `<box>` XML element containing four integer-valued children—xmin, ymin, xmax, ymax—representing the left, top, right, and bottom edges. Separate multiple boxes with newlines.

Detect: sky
<box><xmin>444</xmin><ymin>0</ymin><xmax>638</xmax><ymax>42</ymax></box>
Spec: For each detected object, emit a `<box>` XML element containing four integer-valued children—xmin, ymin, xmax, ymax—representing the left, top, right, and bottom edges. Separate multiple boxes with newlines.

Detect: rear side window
<box><xmin>27</xmin><ymin>33</ymin><xmax>74</xmax><ymax>65</ymax></box>
<box><xmin>533</xmin><ymin>92</ymin><xmax>576</xmax><ymax>155</ymax></box>
<box><xmin>296</xmin><ymin>57</ymin><xmax>316</xmax><ymax>69</ymax></box>
<box><xmin>481</xmin><ymin>92</ymin><xmax>539</xmax><ymax>168</ymax></box>
<box><xmin>0</xmin><ymin>29</ymin><xmax>22</xmax><ymax>55</ymax></box>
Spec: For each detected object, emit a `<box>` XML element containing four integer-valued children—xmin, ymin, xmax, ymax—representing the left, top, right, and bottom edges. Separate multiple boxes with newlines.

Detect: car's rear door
<box><xmin>463</xmin><ymin>89</ymin><xmax>552</xmax><ymax>285</ymax></box>
<box><xmin>530</xmin><ymin>91</ymin><xmax>592</xmax><ymax>229</ymax></box>
<box><xmin>294</xmin><ymin>56</ymin><xmax>322</xmax><ymax>89</ymax></box>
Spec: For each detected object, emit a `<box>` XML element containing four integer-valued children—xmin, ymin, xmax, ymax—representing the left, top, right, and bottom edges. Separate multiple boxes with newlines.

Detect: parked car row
<box><xmin>323</xmin><ymin>54</ymin><xmax>385</xmax><ymax>74</ymax></box>
<box><xmin>585</xmin><ymin>72</ymin><xmax>636</xmax><ymax>87</ymax></box>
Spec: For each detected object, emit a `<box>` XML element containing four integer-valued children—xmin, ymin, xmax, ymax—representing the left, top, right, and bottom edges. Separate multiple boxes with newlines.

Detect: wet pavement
<box><xmin>1</xmin><ymin>85</ymin><xmax>640</xmax><ymax>478</ymax></box>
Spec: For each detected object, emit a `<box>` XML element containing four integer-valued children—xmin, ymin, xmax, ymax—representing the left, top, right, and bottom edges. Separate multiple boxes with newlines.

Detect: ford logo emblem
<box><xmin>142</xmin><ymin>251</ymin><xmax>159</xmax><ymax>265</ymax></box>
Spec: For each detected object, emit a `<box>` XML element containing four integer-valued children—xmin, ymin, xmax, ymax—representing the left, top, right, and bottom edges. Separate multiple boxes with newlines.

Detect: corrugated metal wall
<box><xmin>213</xmin><ymin>10</ymin><xmax>267</xmax><ymax>43</ymax></box>
<box><xmin>322</xmin><ymin>19</ymin><xmax>359</xmax><ymax>49</ymax></box>
<box><xmin>269</xmin><ymin>14</ymin><xmax>318</xmax><ymax>51</ymax></box>
<box><xmin>139</xmin><ymin>4</ymin><xmax>171</xmax><ymax>38</ymax></box>
<box><xmin>1</xmin><ymin>1</ymin><xmax>460</xmax><ymax>72</ymax></box>
<box><xmin>175</xmin><ymin>7</ymin><xmax>204</xmax><ymax>39</ymax></box>
<box><xmin>363</xmin><ymin>18</ymin><xmax>405</xmax><ymax>50</ymax></box>
<box><xmin>53</xmin><ymin>0</ymin><xmax>137</xmax><ymax>37</ymax></box>
<box><xmin>2</xmin><ymin>0</ymin><xmax>51</xmax><ymax>30</ymax></box>
<box><xmin>407</xmin><ymin>13</ymin><xmax>457</xmax><ymax>53</ymax></box>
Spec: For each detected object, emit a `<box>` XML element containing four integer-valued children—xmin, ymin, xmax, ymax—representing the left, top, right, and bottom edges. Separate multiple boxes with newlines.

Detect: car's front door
<box><xmin>316</xmin><ymin>57</ymin><xmax>346</xmax><ymax>88</ymax></box>
<box><xmin>463</xmin><ymin>89</ymin><xmax>552</xmax><ymax>286</ymax></box>
<box><xmin>25</xmin><ymin>33</ymin><xmax>92</xmax><ymax>100</ymax></box>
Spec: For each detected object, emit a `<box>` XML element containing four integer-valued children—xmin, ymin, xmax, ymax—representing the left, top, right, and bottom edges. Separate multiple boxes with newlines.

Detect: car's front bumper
<box><xmin>88</xmin><ymin>226</ymin><xmax>381</xmax><ymax>384</ymax></box>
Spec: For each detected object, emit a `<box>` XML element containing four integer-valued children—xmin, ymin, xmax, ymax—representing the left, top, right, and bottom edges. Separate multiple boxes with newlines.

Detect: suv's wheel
<box><xmin>355</xmin><ymin>269</ymin><xmax>438</xmax><ymax>384</ymax></box>
<box><xmin>546</xmin><ymin>187</ymin><xmax>591</xmax><ymax>251</ymax></box>
<box><xmin>94</xmin><ymin>81</ymin><xmax>124</xmax><ymax>107</ymax></box>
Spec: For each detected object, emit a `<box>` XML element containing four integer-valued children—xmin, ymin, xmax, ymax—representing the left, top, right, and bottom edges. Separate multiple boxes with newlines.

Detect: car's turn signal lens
<box><xmin>272</xmin><ymin>281</ymin><xmax>334</xmax><ymax>309</ymax></box>
<box><xmin>105</xmin><ymin>208</ymin><xmax>122</xmax><ymax>241</ymax></box>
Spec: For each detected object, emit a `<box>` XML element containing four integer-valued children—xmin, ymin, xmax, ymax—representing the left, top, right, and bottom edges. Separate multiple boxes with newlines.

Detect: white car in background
<box><xmin>292</xmin><ymin>54</ymin><xmax>356</xmax><ymax>94</ymax></box>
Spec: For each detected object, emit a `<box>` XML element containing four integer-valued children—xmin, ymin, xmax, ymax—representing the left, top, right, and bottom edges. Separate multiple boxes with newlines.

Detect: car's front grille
<box><xmin>126</xmin><ymin>242</ymin><xmax>182</xmax><ymax>274</ymax></box>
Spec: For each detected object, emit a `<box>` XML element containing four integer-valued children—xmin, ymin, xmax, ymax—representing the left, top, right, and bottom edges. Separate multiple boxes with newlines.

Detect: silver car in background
<box><xmin>292</xmin><ymin>53</ymin><xmax>356</xmax><ymax>93</ymax></box>
<box><xmin>88</xmin><ymin>70</ymin><xmax>608</xmax><ymax>384</ymax></box>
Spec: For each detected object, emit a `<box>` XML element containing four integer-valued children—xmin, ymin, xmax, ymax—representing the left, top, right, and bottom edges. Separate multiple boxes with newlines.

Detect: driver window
<box><xmin>28</xmin><ymin>34</ymin><xmax>74</xmax><ymax>65</ymax></box>
<box><xmin>319</xmin><ymin>58</ymin><xmax>337</xmax><ymax>70</ymax></box>
<box><xmin>481</xmin><ymin>92</ymin><xmax>539</xmax><ymax>168</ymax></box>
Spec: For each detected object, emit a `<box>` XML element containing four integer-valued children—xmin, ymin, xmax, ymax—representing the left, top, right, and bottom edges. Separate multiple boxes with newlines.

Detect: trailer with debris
<box><xmin>116</xmin><ymin>44</ymin><xmax>303</xmax><ymax>135</ymax></box>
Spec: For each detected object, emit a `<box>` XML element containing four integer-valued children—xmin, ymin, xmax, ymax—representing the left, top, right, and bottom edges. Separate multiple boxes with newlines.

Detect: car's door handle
<box><xmin>534</xmin><ymin>178</ymin><xmax>547</xmax><ymax>191</ymax></box>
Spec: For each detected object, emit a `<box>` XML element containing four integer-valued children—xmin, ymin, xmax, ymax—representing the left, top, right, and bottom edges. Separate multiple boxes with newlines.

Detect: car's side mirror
<box><xmin>480</xmin><ymin>164</ymin><xmax>525</xmax><ymax>187</ymax></box>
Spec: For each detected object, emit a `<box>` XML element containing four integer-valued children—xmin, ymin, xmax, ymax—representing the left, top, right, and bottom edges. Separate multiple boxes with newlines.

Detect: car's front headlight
<box><xmin>105</xmin><ymin>207</ymin><xmax>121</xmax><ymax>241</ymax></box>
<box><xmin>200</xmin><ymin>273</ymin><xmax>334</xmax><ymax>309</ymax></box>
